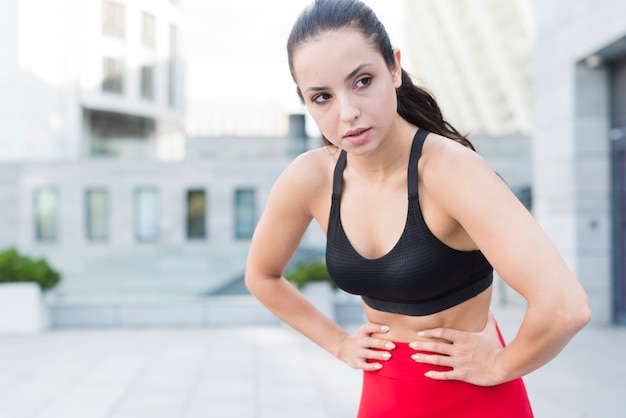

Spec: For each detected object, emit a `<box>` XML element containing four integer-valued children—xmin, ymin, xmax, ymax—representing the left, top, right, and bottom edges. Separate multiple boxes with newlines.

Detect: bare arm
<box><xmin>413</xmin><ymin>137</ymin><xmax>591</xmax><ymax>385</ymax></box>
<box><xmin>245</xmin><ymin>151</ymin><xmax>393</xmax><ymax>370</ymax></box>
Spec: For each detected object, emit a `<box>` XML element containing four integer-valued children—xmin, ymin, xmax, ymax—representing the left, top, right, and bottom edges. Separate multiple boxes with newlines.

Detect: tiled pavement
<box><xmin>0</xmin><ymin>303</ymin><xmax>624</xmax><ymax>418</ymax></box>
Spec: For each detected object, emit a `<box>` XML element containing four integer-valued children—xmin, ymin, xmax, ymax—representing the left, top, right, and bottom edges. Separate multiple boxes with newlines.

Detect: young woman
<box><xmin>245</xmin><ymin>1</ymin><xmax>591</xmax><ymax>416</ymax></box>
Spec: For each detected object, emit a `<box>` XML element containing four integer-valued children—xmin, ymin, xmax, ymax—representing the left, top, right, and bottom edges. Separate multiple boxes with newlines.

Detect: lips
<box><xmin>343</xmin><ymin>128</ymin><xmax>370</xmax><ymax>138</ymax></box>
<box><xmin>342</xmin><ymin>127</ymin><xmax>371</xmax><ymax>145</ymax></box>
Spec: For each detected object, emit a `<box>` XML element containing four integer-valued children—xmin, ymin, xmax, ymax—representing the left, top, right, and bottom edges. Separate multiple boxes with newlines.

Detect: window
<box><xmin>235</xmin><ymin>188</ymin><xmax>256</xmax><ymax>239</ymax></box>
<box><xmin>34</xmin><ymin>187</ymin><xmax>58</xmax><ymax>241</ymax></box>
<box><xmin>186</xmin><ymin>189</ymin><xmax>207</xmax><ymax>239</ymax></box>
<box><xmin>102</xmin><ymin>1</ymin><xmax>125</xmax><ymax>40</ymax></box>
<box><xmin>86</xmin><ymin>189</ymin><xmax>108</xmax><ymax>241</ymax></box>
<box><xmin>168</xmin><ymin>24</ymin><xmax>178</xmax><ymax>107</ymax></box>
<box><xmin>140</xmin><ymin>65</ymin><xmax>154</xmax><ymax>100</ymax></box>
<box><xmin>135</xmin><ymin>187</ymin><xmax>159</xmax><ymax>242</ymax></box>
<box><xmin>102</xmin><ymin>57</ymin><xmax>124</xmax><ymax>93</ymax></box>
<box><xmin>141</xmin><ymin>12</ymin><xmax>156</xmax><ymax>49</ymax></box>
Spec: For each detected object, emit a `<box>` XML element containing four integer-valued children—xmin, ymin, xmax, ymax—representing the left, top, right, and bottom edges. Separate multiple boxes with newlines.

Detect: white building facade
<box><xmin>0</xmin><ymin>155</ymin><xmax>331</xmax><ymax>326</ymax></box>
<box><xmin>534</xmin><ymin>0</ymin><xmax>626</xmax><ymax>324</ymax></box>
<box><xmin>406</xmin><ymin>0</ymin><xmax>534</xmax><ymax>137</ymax></box>
<box><xmin>0</xmin><ymin>0</ymin><xmax>185</xmax><ymax>161</ymax></box>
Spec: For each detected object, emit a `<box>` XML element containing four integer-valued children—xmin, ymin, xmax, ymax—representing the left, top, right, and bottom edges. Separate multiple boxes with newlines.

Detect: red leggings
<box><xmin>358</xmin><ymin>331</ymin><xmax>533</xmax><ymax>417</ymax></box>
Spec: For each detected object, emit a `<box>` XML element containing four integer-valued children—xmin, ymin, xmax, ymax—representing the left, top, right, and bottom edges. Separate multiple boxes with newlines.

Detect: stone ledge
<box><xmin>49</xmin><ymin>295</ymin><xmax>365</xmax><ymax>328</ymax></box>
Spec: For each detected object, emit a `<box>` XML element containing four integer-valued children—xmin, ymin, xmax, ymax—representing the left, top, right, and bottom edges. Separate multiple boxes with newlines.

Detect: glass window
<box><xmin>86</xmin><ymin>189</ymin><xmax>108</xmax><ymax>241</ymax></box>
<box><xmin>102</xmin><ymin>57</ymin><xmax>124</xmax><ymax>94</ymax></box>
<box><xmin>235</xmin><ymin>188</ymin><xmax>256</xmax><ymax>239</ymax></box>
<box><xmin>141</xmin><ymin>12</ymin><xmax>156</xmax><ymax>49</ymax></box>
<box><xmin>102</xmin><ymin>0</ymin><xmax>125</xmax><ymax>39</ymax></box>
<box><xmin>34</xmin><ymin>187</ymin><xmax>58</xmax><ymax>241</ymax></box>
<box><xmin>135</xmin><ymin>187</ymin><xmax>159</xmax><ymax>242</ymax></box>
<box><xmin>140</xmin><ymin>65</ymin><xmax>154</xmax><ymax>100</ymax></box>
<box><xmin>186</xmin><ymin>189</ymin><xmax>206</xmax><ymax>239</ymax></box>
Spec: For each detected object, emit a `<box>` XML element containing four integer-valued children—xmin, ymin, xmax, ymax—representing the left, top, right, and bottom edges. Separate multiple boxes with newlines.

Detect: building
<box><xmin>0</xmin><ymin>154</ymin><xmax>332</xmax><ymax>326</ymax></box>
<box><xmin>534</xmin><ymin>0</ymin><xmax>626</xmax><ymax>325</ymax></box>
<box><xmin>0</xmin><ymin>0</ymin><xmax>185</xmax><ymax>161</ymax></box>
<box><xmin>405</xmin><ymin>0</ymin><xmax>534</xmax><ymax>137</ymax></box>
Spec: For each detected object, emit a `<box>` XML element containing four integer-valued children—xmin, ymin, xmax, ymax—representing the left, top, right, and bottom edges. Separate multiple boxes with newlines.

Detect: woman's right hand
<box><xmin>336</xmin><ymin>323</ymin><xmax>396</xmax><ymax>371</ymax></box>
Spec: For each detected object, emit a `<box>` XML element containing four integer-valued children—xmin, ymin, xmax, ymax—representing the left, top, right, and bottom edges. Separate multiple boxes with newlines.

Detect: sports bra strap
<box><xmin>331</xmin><ymin>129</ymin><xmax>429</xmax><ymax>199</ymax></box>
<box><xmin>408</xmin><ymin>129</ymin><xmax>428</xmax><ymax>198</ymax></box>
<box><xmin>332</xmin><ymin>150</ymin><xmax>347</xmax><ymax>198</ymax></box>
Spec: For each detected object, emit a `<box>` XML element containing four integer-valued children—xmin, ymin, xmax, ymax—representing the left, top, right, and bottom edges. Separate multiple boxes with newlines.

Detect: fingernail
<box><xmin>417</xmin><ymin>331</ymin><xmax>425</xmax><ymax>337</ymax></box>
<box><xmin>409</xmin><ymin>342</ymin><xmax>417</xmax><ymax>349</ymax></box>
<box><xmin>381</xmin><ymin>325</ymin><xmax>390</xmax><ymax>332</ymax></box>
<box><xmin>385</xmin><ymin>342</ymin><xmax>395</xmax><ymax>350</ymax></box>
<box><xmin>412</xmin><ymin>354</ymin><xmax>420</xmax><ymax>360</ymax></box>
<box><xmin>381</xmin><ymin>352</ymin><xmax>391</xmax><ymax>360</ymax></box>
<box><xmin>374</xmin><ymin>363</ymin><xmax>383</xmax><ymax>370</ymax></box>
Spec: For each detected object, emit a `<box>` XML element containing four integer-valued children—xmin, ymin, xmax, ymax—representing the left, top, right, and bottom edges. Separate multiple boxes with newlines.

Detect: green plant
<box><xmin>0</xmin><ymin>248</ymin><xmax>61</xmax><ymax>291</ymax></box>
<box><xmin>285</xmin><ymin>260</ymin><xmax>334</xmax><ymax>289</ymax></box>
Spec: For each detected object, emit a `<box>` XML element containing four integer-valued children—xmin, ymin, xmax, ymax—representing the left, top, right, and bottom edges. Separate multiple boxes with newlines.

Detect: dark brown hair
<box><xmin>287</xmin><ymin>0</ymin><xmax>475</xmax><ymax>150</ymax></box>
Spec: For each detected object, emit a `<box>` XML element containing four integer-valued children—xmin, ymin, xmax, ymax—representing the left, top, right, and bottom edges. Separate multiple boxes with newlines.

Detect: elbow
<box><xmin>244</xmin><ymin>271</ymin><xmax>256</xmax><ymax>295</ymax></box>
<box><xmin>576</xmin><ymin>298</ymin><xmax>592</xmax><ymax>330</ymax></box>
<box><xmin>244</xmin><ymin>268</ymin><xmax>274</xmax><ymax>296</ymax></box>
<box><xmin>556</xmin><ymin>292</ymin><xmax>592</xmax><ymax>334</ymax></box>
<box><xmin>572</xmin><ymin>285</ymin><xmax>592</xmax><ymax>330</ymax></box>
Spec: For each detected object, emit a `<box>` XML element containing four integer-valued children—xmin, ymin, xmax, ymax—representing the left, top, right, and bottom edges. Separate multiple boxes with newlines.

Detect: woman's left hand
<box><xmin>408</xmin><ymin>312</ymin><xmax>505</xmax><ymax>386</ymax></box>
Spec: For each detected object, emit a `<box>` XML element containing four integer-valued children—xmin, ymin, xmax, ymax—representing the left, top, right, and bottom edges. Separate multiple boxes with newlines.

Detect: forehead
<box><xmin>291</xmin><ymin>29</ymin><xmax>383</xmax><ymax>85</ymax></box>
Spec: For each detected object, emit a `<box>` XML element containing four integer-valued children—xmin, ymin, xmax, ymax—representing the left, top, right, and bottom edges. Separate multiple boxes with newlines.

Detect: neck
<box><xmin>346</xmin><ymin>118</ymin><xmax>417</xmax><ymax>182</ymax></box>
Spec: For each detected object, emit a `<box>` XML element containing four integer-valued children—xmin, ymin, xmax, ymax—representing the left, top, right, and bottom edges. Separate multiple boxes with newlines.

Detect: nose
<box><xmin>338</xmin><ymin>95</ymin><xmax>360</xmax><ymax>123</ymax></box>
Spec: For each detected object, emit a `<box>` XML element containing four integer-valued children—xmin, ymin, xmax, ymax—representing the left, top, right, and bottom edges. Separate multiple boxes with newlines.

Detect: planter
<box><xmin>302</xmin><ymin>281</ymin><xmax>335</xmax><ymax>322</ymax></box>
<box><xmin>0</xmin><ymin>282</ymin><xmax>49</xmax><ymax>335</ymax></box>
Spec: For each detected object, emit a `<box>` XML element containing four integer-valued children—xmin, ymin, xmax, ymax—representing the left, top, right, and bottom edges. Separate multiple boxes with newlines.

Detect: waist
<box><xmin>366</xmin><ymin>284</ymin><xmax>493</xmax><ymax>343</ymax></box>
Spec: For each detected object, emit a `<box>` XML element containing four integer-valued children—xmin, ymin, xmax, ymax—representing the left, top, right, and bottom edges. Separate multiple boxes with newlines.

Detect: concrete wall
<box><xmin>534</xmin><ymin>0</ymin><xmax>626</xmax><ymax>323</ymax></box>
<box><xmin>0</xmin><ymin>165</ymin><xmax>19</xmax><ymax>249</ymax></box>
<box><xmin>0</xmin><ymin>158</ymin><xmax>330</xmax><ymax>304</ymax></box>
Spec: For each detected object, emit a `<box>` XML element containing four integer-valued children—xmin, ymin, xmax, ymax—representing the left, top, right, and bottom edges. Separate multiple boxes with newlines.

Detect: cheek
<box><xmin>379</xmin><ymin>87</ymin><xmax>399</xmax><ymax>119</ymax></box>
<box><xmin>306</xmin><ymin>106</ymin><xmax>339</xmax><ymax>141</ymax></box>
<box><xmin>367</xmin><ymin>89</ymin><xmax>397</xmax><ymax>121</ymax></box>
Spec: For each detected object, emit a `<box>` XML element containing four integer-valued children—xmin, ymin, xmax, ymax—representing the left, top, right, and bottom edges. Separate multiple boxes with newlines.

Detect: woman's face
<box><xmin>291</xmin><ymin>29</ymin><xmax>402</xmax><ymax>154</ymax></box>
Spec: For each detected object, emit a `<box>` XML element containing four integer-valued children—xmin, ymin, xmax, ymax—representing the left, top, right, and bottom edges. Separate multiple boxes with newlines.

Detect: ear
<box><xmin>392</xmin><ymin>48</ymin><xmax>403</xmax><ymax>88</ymax></box>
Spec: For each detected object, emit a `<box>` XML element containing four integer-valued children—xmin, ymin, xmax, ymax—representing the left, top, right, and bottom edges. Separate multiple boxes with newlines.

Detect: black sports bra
<box><xmin>325</xmin><ymin>129</ymin><xmax>493</xmax><ymax>316</ymax></box>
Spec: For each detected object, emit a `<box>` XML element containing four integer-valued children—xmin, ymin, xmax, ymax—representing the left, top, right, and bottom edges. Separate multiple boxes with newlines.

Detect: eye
<box><xmin>312</xmin><ymin>93</ymin><xmax>331</xmax><ymax>104</ymax></box>
<box><xmin>355</xmin><ymin>76</ymin><xmax>372</xmax><ymax>89</ymax></box>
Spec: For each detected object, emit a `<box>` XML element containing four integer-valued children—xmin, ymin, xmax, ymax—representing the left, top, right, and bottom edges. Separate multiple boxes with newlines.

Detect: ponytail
<box><xmin>397</xmin><ymin>70</ymin><xmax>475</xmax><ymax>150</ymax></box>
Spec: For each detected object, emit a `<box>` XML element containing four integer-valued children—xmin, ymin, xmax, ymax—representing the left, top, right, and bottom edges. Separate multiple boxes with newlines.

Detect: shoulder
<box><xmin>418</xmin><ymin>133</ymin><xmax>507</xmax><ymax>220</ymax></box>
<box><xmin>269</xmin><ymin>146</ymin><xmax>339</xmax><ymax>211</ymax></box>
<box><xmin>277</xmin><ymin>146</ymin><xmax>338</xmax><ymax>188</ymax></box>
<box><xmin>419</xmin><ymin>133</ymin><xmax>494</xmax><ymax>191</ymax></box>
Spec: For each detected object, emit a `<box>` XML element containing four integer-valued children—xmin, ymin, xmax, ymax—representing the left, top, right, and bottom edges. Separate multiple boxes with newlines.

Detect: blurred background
<box><xmin>0</xmin><ymin>0</ymin><xmax>623</xmax><ymax>330</ymax></box>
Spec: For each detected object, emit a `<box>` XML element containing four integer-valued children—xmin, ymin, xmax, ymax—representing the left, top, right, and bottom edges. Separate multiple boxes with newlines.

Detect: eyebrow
<box><xmin>303</xmin><ymin>63</ymin><xmax>373</xmax><ymax>93</ymax></box>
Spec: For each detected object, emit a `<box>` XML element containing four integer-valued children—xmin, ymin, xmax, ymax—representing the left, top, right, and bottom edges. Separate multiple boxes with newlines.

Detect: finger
<box><xmin>424</xmin><ymin>369</ymin><xmax>464</xmax><ymax>381</ymax></box>
<box><xmin>359</xmin><ymin>322</ymin><xmax>390</xmax><ymax>336</ymax></box>
<box><xmin>409</xmin><ymin>340</ymin><xmax>454</xmax><ymax>355</ymax></box>
<box><xmin>411</xmin><ymin>352</ymin><xmax>453</xmax><ymax>367</ymax></box>
<box><xmin>363</xmin><ymin>347</ymin><xmax>393</xmax><ymax>362</ymax></box>
<box><xmin>360</xmin><ymin>360</ymin><xmax>384</xmax><ymax>371</ymax></box>
<box><xmin>358</xmin><ymin>350</ymin><xmax>392</xmax><ymax>371</ymax></box>
<box><xmin>363</xmin><ymin>336</ymin><xmax>396</xmax><ymax>351</ymax></box>
<box><xmin>416</xmin><ymin>327</ymin><xmax>460</xmax><ymax>342</ymax></box>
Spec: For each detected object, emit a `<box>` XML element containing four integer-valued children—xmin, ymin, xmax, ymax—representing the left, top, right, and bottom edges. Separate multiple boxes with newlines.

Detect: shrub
<box><xmin>285</xmin><ymin>260</ymin><xmax>334</xmax><ymax>289</ymax></box>
<box><xmin>0</xmin><ymin>248</ymin><xmax>62</xmax><ymax>291</ymax></box>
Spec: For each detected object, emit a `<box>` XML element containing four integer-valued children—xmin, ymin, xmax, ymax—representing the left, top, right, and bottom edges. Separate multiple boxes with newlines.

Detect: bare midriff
<box><xmin>367</xmin><ymin>286</ymin><xmax>493</xmax><ymax>343</ymax></box>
